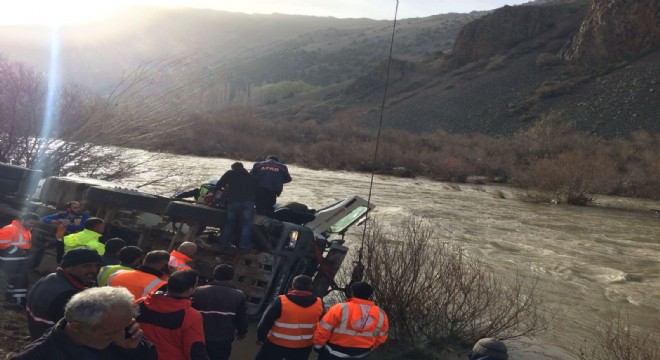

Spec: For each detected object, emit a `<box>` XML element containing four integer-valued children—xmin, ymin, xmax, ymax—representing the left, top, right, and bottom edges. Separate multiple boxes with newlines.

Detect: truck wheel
<box><xmin>85</xmin><ymin>186</ymin><xmax>171</xmax><ymax>214</ymax></box>
<box><xmin>164</xmin><ymin>201</ymin><xmax>227</xmax><ymax>228</ymax></box>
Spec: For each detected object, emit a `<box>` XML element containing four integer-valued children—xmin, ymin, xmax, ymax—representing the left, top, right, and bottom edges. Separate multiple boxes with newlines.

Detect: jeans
<box><xmin>221</xmin><ymin>201</ymin><xmax>255</xmax><ymax>250</ymax></box>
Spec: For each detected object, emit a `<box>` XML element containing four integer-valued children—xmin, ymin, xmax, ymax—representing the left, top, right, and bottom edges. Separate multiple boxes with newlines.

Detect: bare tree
<box><xmin>356</xmin><ymin>217</ymin><xmax>548</xmax><ymax>348</ymax></box>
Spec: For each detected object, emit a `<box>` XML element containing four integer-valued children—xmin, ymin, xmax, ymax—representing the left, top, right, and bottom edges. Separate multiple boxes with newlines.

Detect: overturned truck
<box><xmin>0</xmin><ymin>163</ymin><xmax>373</xmax><ymax>316</ymax></box>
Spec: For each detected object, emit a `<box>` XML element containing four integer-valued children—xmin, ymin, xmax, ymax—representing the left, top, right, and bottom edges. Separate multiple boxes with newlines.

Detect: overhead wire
<box><xmin>353</xmin><ymin>0</ymin><xmax>400</xmax><ymax>284</ymax></box>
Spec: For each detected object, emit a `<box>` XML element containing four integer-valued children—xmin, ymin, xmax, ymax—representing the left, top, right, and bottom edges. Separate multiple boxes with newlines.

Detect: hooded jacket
<box><xmin>257</xmin><ymin>290</ymin><xmax>324</xmax><ymax>343</ymax></box>
<box><xmin>0</xmin><ymin>220</ymin><xmax>32</xmax><ymax>250</ymax></box>
<box><xmin>136</xmin><ymin>292</ymin><xmax>208</xmax><ymax>360</ymax></box>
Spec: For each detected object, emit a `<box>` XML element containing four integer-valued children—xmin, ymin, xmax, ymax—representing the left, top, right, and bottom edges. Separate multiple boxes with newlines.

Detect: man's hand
<box><xmin>59</xmin><ymin>219</ymin><xmax>70</xmax><ymax>226</ymax></box>
<box><xmin>113</xmin><ymin>319</ymin><xmax>143</xmax><ymax>349</ymax></box>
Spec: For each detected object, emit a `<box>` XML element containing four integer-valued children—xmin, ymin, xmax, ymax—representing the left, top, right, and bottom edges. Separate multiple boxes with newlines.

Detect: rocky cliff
<box><xmin>562</xmin><ymin>0</ymin><xmax>660</xmax><ymax>64</ymax></box>
<box><xmin>448</xmin><ymin>2</ymin><xmax>588</xmax><ymax>66</ymax></box>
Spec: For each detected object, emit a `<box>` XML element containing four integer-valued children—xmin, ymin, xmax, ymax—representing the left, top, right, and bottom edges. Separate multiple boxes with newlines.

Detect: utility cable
<box><xmin>354</xmin><ymin>0</ymin><xmax>400</xmax><ymax>282</ymax></box>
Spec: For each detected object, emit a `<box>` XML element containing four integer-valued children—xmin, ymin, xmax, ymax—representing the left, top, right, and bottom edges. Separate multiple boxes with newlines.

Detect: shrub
<box><xmin>357</xmin><ymin>217</ymin><xmax>548</xmax><ymax>348</ymax></box>
<box><xmin>577</xmin><ymin>310</ymin><xmax>659</xmax><ymax>360</ymax></box>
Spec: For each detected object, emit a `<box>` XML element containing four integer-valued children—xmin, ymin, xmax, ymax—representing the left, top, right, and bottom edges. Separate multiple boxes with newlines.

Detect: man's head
<box><xmin>213</xmin><ymin>264</ymin><xmax>234</xmax><ymax>281</ymax></box>
<box><xmin>84</xmin><ymin>217</ymin><xmax>105</xmax><ymax>234</ymax></box>
<box><xmin>142</xmin><ymin>250</ymin><xmax>170</xmax><ymax>273</ymax></box>
<box><xmin>118</xmin><ymin>246</ymin><xmax>143</xmax><ymax>267</ymax></box>
<box><xmin>104</xmin><ymin>238</ymin><xmax>126</xmax><ymax>257</ymax></box>
<box><xmin>64</xmin><ymin>287</ymin><xmax>137</xmax><ymax>350</ymax></box>
<box><xmin>60</xmin><ymin>248</ymin><xmax>103</xmax><ymax>284</ymax></box>
<box><xmin>266</xmin><ymin>155</ymin><xmax>279</xmax><ymax>162</ymax></box>
<box><xmin>177</xmin><ymin>241</ymin><xmax>197</xmax><ymax>258</ymax></box>
<box><xmin>350</xmin><ymin>281</ymin><xmax>374</xmax><ymax>300</ymax></box>
<box><xmin>19</xmin><ymin>212</ymin><xmax>40</xmax><ymax>230</ymax></box>
<box><xmin>231</xmin><ymin>162</ymin><xmax>244</xmax><ymax>171</ymax></box>
<box><xmin>167</xmin><ymin>269</ymin><xmax>198</xmax><ymax>298</ymax></box>
<box><xmin>66</xmin><ymin>201</ymin><xmax>83</xmax><ymax>216</ymax></box>
<box><xmin>291</xmin><ymin>275</ymin><xmax>313</xmax><ymax>292</ymax></box>
<box><xmin>470</xmin><ymin>338</ymin><xmax>508</xmax><ymax>360</ymax></box>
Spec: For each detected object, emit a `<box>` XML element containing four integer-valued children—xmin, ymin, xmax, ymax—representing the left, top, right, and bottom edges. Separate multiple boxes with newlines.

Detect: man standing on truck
<box><xmin>42</xmin><ymin>201</ymin><xmax>90</xmax><ymax>263</ymax></box>
<box><xmin>0</xmin><ymin>212</ymin><xmax>40</xmax><ymax>306</ymax></box>
<box><xmin>256</xmin><ymin>275</ymin><xmax>324</xmax><ymax>360</ymax></box>
<box><xmin>217</xmin><ymin>162</ymin><xmax>256</xmax><ymax>251</ymax></box>
<box><xmin>63</xmin><ymin>217</ymin><xmax>106</xmax><ymax>255</ymax></box>
<box><xmin>313</xmin><ymin>282</ymin><xmax>388</xmax><ymax>360</ymax></box>
<box><xmin>250</xmin><ymin>155</ymin><xmax>291</xmax><ymax>217</ymax></box>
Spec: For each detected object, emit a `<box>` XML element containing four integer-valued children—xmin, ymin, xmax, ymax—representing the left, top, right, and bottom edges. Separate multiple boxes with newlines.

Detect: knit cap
<box><xmin>60</xmin><ymin>247</ymin><xmax>103</xmax><ymax>267</ymax></box>
<box><xmin>472</xmin><ymin>338</ymin><xmax>508</xmax><ymax>360</ymax></box>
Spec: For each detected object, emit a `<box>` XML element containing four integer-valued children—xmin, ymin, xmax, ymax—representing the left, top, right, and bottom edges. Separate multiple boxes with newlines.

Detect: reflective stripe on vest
<box><xmin>268</xmin><ymin>295</ymin><xmax>323</xmax><ymax>348</ymax></box>
<box><xmin>324</xmin><ymin>344</ymin><xmax>371</xmax><ymax>359</ymax></box>
<box><xmin>26</xmin><ymin>305</ymin><xmax>55</xmax><ymax>326</ymax></box>
<box><xmin>0</xmin><ymin>225</ymin><xmax>30</xmax><ymax>248</ymax></box>
<box><xmin>141</xmin><ymin>278</ymin><xmax>165</xmax><ymax>297</ymax></box>
<box><xmin>106</xmin><ymin>270</ymin><xmax>129</xmax><ymax>286</ymax></box>
<box><xmin>332</xmin><ymin>303</ymin><xmax>386</xmax><ymax>337</ymax></box>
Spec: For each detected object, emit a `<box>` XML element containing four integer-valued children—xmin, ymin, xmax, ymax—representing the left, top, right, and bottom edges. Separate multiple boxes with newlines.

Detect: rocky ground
<box><xmin>0</xmin><ymin>301</ymin><xmax>31</xmax><ymax>358</ymax></box>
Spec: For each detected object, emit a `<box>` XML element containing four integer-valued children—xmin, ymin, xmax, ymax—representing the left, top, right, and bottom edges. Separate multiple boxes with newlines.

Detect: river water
<box><xmin>123</xmin><ymin>151</ymin><xmax>660</xmax><ymax>360</ymax></box>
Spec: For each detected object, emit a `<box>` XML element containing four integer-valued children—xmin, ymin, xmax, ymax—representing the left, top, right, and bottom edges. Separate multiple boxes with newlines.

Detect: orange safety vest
<box><xmin>107</xmin><ymin>269</ymin><xmax>166</xmax><ymax>299</ymax></box>
<box><xmin>314</xmin><ymin>298</ymin><xmax>388</xmax><ymax>354</ymax></box>
<box><xmin>0</xmin><ymin>220</ymin><xmax>32</xmax><ymax>250</ymax></box>
<box><xmin>168</xmin><ymin>250</ymin><xmax>192</xmax><ymax>271</ymax></box>
<box><xmin>268</xmin><ymin>295</ymin><xmax>323</xmax><ymax>348</ymax></box>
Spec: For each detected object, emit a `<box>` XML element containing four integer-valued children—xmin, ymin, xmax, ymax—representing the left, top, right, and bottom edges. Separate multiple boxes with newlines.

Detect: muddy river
<box><xmin>121</xmin><ymin>151</ymin><xmax>660</xmax><ymax>360</ymax></box>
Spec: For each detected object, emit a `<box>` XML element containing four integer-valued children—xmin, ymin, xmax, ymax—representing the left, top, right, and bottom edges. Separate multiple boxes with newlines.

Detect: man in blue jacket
<box><xmin>42</xmin><ymin>201</ymin><xmax>90</xmax><ymax>263</ymax></box>
<box><xmin>250</xmin><ymin>155</ymin><xmax>291</xmax><ymax>217</ymax></box>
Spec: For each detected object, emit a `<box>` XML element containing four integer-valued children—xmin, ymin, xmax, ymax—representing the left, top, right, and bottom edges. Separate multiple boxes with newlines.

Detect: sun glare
<box><xmin>0</xmin><ymin>0</ymin><xmax>174</xmax><ymax>26</ymax></box>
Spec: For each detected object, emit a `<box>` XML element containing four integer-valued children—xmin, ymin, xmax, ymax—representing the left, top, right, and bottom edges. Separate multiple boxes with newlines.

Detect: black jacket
<box><xmin>192</xmin><ymin>281</ymin><xmax>248</xmax><ymax>342</ymax></box>
<box><xmin>10</xmin><ymin>319</ymin><xmax>157</xmax><ymax>360</ymax></box>
<box><xmin>257</xmin><ymin>290</ymin><xmax>324</xmax><ymax>342</ymax></box>
<box><xmin>26</xmin><ymin>269</ymin><xmax>89</xmax><ymax>340</ymax></box>
<box><xmin>217</xmin><ymin>168</ymin><xmax>256</xmax><ymax>203</ymax></box>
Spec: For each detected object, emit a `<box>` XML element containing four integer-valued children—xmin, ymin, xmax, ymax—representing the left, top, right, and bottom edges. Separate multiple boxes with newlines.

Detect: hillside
<box><xmin>0</xmin><ymin>0</ymin><xmax>658</xmax><ymax>138</ymax></box>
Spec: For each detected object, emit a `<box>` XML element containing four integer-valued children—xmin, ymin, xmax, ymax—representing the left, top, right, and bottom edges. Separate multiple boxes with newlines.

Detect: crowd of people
<box><xmin>0</xmin><ymin>154</ymin><xmax>509</xmax><ymax>359</ymax></box>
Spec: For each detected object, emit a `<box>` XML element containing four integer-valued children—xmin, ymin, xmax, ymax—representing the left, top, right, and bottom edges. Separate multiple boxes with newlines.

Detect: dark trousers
<box><xmin>0</xmin><ymin>247</ymin><xmax>29</xmax><ymax>305</ymax></box>
<box><xmin>206</xmin><ymin>340</ymin><xmax>232</xmax><ymax>360</ymax></box>
<box><xmin>55</xmin><ymin>239</ymin><xmax>64</xmax><ymax>264</ymax></box>
<box><xmin>317</xmin><ymin>347</ymin><xmax>371</xmax><ymax>360</ymax></box>
<box><xmin>255</xmin><ymin>341</ymin><xmax>313</xmax><ymax>360</ymax></box>
<box><xmin>255</xmin><ymin>188</ymin><xmax>277</xmax><ymax>217</ymax></box>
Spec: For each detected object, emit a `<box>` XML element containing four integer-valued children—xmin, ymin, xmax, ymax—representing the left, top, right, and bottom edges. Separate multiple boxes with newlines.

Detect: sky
<box><xmin>1</xmin><ymin>0</ymin><xmax>531</xmax><ymax>26</ymax></box>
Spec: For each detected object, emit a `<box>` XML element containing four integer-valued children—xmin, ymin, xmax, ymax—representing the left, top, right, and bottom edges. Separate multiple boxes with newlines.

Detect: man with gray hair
<box><xmin>11</xmin><ymin>287</ymin><xmax>157</xmax><ymax>359</ymax></box>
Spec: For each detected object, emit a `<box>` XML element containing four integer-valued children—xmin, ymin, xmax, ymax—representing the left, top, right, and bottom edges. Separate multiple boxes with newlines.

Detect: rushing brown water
<box><xmin>125</xmin><ymin>151</ymin><xmax>660</xmax><ymax>360</ymax></box>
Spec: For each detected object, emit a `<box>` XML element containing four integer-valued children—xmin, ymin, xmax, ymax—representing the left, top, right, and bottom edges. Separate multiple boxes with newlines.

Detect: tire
<box><xmin>165</xmin><ymin>201</ymin><xmax>227</xmax><ymax>228</ymax></box>
<box><xmin>85</xmin><ymin>186</ymin><xmax>171</xmax><ymax>214</ymax></box>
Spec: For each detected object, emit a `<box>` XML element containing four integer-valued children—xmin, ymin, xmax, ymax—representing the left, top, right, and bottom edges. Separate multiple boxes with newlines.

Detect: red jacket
<box><xmin>136</xmin><ymin>292</ymin><xmax>208</xmax><ymax>360</ymax></box>
<box><xmin>0</xmin><ymin>220</ymin><xmax>32</xmax><ymax>250</ymax></box>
